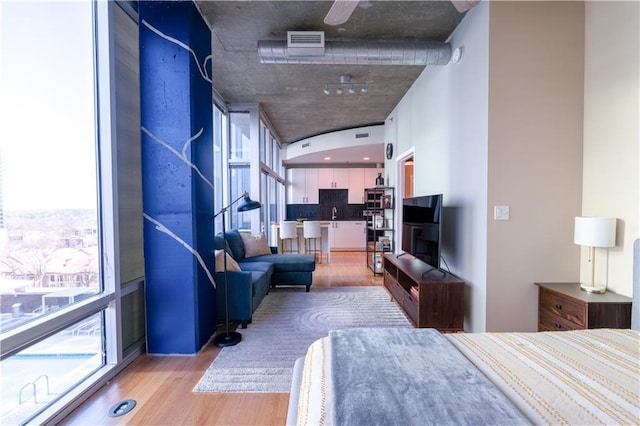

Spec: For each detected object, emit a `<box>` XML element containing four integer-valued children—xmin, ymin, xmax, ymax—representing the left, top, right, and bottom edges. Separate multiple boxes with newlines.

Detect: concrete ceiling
<box><xmin>195</xmin><ymin>0</ymin><xmax>466</xmax><ymax>150</ymax></box>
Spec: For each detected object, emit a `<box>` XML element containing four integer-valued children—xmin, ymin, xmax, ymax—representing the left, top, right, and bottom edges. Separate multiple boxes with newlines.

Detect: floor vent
<box><xmin>108</xmin><ymin>399</ymin><xmax>137</xmax><ymax>417</ymax></box>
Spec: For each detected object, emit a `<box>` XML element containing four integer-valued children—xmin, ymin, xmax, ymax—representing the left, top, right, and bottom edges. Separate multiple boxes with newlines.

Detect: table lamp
<box><xmin>574</xmin><ymin>216</ymin><xmax>616</xmax><ymax>294</ymax></box>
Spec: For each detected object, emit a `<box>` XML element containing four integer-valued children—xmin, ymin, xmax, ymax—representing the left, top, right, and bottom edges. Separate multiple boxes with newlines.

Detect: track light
<box><xmin>321</xmin><ymin>74</ymin><xmax>370</xmax><ymax>95</ymax></box>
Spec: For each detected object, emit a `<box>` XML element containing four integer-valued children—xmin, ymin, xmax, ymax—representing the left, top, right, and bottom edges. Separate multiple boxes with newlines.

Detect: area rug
<box><xmin>192</xmin><ymin>286</ymin><xmax>411</xmax><ymax>393</ymax></box>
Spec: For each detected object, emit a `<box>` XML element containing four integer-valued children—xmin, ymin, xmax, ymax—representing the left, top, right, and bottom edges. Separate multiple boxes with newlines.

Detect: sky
<box><xmin>0</xmin><ymin>1</ymin><xmax>98</xmax><ymax>211</ymax></box>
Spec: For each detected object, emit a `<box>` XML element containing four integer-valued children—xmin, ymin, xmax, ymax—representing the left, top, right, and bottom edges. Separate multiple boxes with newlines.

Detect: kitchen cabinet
<box><xmin>288</xmin><ymin>167</ymin><xmax>383</xmax><ymax>205</ymax></box>
<box><xmin>364</xmin><ymin>168</ymin><xmax>381</xmax><ymax>188</ymax></box>
<box><xmin>318</xmin><ymin>168</ymin><xmax>349</xmax><ymax>189</ymax></box>
<box><xmin>287</xmin><ymin>168</ymin><xmax>319</xmax><ymax>204</ymax></box>
<box><xmin>329</xmin><ymin>221</ymin><xmax>366</xmax><ymax>251</ymax></box>
<box><xmin>349</xmin><ymin>168</ymin><xmax>382</xmax><ymax>204</ymax></box>
<box><xmin>348</xmin><ymin>169</ymin><xmax>365</xmax><ymax>203</ymax></box>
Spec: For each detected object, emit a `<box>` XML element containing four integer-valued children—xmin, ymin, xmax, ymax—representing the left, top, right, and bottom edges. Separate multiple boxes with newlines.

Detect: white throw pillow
<box><xmin>214</xmin><ymin>249</ymin><xmax>241</xmax><ymax>272</ymax></box>
<box><xmin>241</xmin><ymin>232</ymin><xmax>272</xmax><ymax>258</ymax></box>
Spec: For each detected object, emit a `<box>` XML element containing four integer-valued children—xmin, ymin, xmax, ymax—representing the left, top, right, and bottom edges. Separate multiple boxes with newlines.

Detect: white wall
<box><xmin>283</xmin><ymin>125</ymin><xmax>384</xmax><ymax>165</ymax></box>
<box><xmin>387</xmin><ymin>1</ymin><xmax>591</xmax><ymax>332</ymax></box>
<box><xmin>582</xmin><ymin>1</ymin><xmax>639</xmax><ymax>296</ymax></box>
<box><xmin>386</xmin><ymin>2</ymin><xmax>490</xmax><ymax>332</ymax></box>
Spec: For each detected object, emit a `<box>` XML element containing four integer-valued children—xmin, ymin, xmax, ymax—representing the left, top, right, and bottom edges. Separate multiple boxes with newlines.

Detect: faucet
<box><xmin>332</xmin><ymin>206</ymin><xmax>338</xmax><ymax>220</ymax></box>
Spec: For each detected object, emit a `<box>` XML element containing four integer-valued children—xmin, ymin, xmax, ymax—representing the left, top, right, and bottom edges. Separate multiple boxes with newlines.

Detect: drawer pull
<box><xmin>555</xmin><ymin>304</ymin><xmax>562</xmax><ymax>310</ymax></box>
<box><xmin>554</xmin><ymin>323</ymin><xmax>562</xmax><ymax>329</ymax></box>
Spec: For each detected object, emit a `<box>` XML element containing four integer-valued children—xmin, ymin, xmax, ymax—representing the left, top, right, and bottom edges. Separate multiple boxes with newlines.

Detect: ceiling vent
<box><xmin>287</xmin><ymin>31</ymin><xmax>325</xmax><ymax>56</ymax></box>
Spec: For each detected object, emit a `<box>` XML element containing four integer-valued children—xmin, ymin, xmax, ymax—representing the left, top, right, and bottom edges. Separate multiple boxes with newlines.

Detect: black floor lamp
<box><xmin>213</xmin><ymin>191</ymin><xmax>261</xmax><ymax>348</ymax></box>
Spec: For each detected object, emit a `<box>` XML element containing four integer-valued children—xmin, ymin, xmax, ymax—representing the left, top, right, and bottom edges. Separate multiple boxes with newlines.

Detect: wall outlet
<box><xmin>494</xmin><ymin>205</ymin><xmax>510</xmax><ymax>221</ymax></box>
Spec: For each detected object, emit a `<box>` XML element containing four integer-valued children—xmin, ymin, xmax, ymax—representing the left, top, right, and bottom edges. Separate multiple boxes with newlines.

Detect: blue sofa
<box><xmin>214</xmin><ymin>230</ymin><xmax>315</xmax><ymax>328</ymax></box>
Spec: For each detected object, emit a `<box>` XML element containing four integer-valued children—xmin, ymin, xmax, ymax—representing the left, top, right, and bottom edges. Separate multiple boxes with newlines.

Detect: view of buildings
<box><xmin>0</xmin><ymin>209</ymin><xmax>99</xmax><ymax>331</ymax></box>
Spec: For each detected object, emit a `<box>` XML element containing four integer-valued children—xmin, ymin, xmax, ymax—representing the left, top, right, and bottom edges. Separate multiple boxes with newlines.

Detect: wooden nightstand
<box><xmin>535</xmin><ymin>283</ymin><xmax>632</xmax><ymax>331</ymax></box>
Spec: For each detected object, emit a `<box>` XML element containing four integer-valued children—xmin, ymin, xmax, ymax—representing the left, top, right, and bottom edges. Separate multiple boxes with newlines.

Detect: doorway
<box><xmin>403</xmin><ymin>156</ymin><xmax>414</xmax><ymax>198</ymax></box>
<box><xmin>394</xmin><ymin>148</ymin><xmax>415</xmax><ymax>254</ymax></box>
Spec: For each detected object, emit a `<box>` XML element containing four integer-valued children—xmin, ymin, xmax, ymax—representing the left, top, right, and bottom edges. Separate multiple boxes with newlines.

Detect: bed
<box><xmin>287</xmin><ymin>239</ymin><xmax>640</xmax><ymax>425</ymax></box>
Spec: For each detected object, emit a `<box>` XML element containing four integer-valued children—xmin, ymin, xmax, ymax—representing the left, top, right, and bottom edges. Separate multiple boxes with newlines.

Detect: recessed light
<box><xmin>363</xmin><ymin>157</ymin><xmax>370</xmax><ymax>161</ymax></box>
<box><xmin>324</xmin><ymin>156</ymin><xmax>331</xmax><ymax>160</ymax></box>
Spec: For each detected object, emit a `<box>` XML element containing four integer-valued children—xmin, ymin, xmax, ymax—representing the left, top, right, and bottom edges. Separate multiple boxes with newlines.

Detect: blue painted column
<box><xmin>139</xmin><ymin>1</ymin><xmax>216</xmax><ymax>354</ymax></box>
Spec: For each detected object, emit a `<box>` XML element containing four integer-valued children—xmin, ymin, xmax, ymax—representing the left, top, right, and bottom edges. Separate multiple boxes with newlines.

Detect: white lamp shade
<box><xmin>574</xmin><ymin>217</ymin><xmax>616</xmax><ymax>247</ymax></box>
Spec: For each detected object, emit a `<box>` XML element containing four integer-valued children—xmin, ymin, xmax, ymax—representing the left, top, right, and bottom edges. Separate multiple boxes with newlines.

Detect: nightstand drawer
<box><xmin>536</xmin><ymin>283</ymin><xmax>632</xmax><ymax>331</ymax></box>
<box><xmin>539</xmin><ymin>309</ymin><xmax>582</xmax><ymax>331</ymax></box>
<box><xmin>539</xmin><ymin>289</ymin><xmax>586</xmax><ymax>327</ymax></box>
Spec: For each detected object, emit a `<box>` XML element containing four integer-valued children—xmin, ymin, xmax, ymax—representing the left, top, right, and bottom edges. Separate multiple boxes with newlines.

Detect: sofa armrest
<box><xmin>215</xmin><ymin>271</ymin><xmax>253</xmax><ymax>322</ymax></box>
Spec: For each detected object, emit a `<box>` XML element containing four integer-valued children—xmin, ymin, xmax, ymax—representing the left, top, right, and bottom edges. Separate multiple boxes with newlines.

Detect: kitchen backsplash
<box><xmin>286</xmin><ymin>189</ymin><xmax>365</xmax><ymax>221</ymax></box>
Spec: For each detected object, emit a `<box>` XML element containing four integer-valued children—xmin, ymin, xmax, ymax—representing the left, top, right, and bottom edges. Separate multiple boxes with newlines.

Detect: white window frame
<box><xmin>0</xmin><ymin>2</ymin><xmax>127</xmax><ymax>423</ymax></box>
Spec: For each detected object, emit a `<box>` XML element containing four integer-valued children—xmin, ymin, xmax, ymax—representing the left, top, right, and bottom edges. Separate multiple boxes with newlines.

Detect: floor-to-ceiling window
<box><xmin>258</xmin><ymin>119</ymin><xmax>285</xmax><ymax>243</ymax></box>
<box><xmin>213</xmin><ymin>104</ymin><xmax>227</xmax><ymax>232</ymax></box>
<box><xmin>0</xmin><ymin>2</ymin><xmax>118</xmax><ymax>424</ymax></box>
<box><xmin>228</xmin><ymin>111</ymin><xmax>252</xmax><ymax>230</ymax></box>
<box><xmin>0</xmin><ymin>1</ymin><xmax>140</xmax><ymax>422</ymax></box>
<box><xmin>223</xmin><ymin>107</ymin><xmax>284</xmax><ymax>238</ymax></box>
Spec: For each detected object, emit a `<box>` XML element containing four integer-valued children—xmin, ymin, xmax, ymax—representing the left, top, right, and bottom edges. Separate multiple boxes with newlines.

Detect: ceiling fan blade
<box><xmin>324</xmin><ymin>0</ymin><xmax>359</xmax><ymax>26</ymax></box>
<box><xmin>450</xmin><ymin>0</ymin><xmax>480</xmax><ymax>13</ymax></box>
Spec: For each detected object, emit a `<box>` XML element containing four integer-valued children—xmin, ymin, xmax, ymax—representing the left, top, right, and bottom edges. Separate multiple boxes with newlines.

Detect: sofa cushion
<box><xmin>213</xmin><ymin>233</ymin><xmax>231</xmax><ymax>252</ymax></box>
<box><xmin>241</xmin><ymin>232</ymin><xmax>272</xmax><ymax>258</ymax></box>
<box><xmin>224</xmin><ymin>229</ymin><xmax>245</xmax><ymax>261</ymax></box>
<box><xmin>251</xmin><ymin>270</ymin><xmax>272</xmax><ymax>299</ymax></box>
<box><xmin>237</xmin><ymin>261</ymin><xmax>274</xmax><ymax>275</ymax></box>
<box><xmin>214</xmin><ymin>249</ymin><xmax>241</xmax><ymax>272</ymax></box>
<box><xmin>241</xmin><ymin>254</ymin><xmax>315</xmax><ymax>273</ymax></box>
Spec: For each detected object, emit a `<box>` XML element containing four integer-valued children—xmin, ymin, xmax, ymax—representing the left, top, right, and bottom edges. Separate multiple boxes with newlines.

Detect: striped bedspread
<box><xmin>446</xmin><ymin>329</ymin><xmax>640</xmax><ymax>425</ymax></box>
<box><xmin>291</xmin><ymin>329</ymin><xmax>639</xmax><ymax>426</ymax></box>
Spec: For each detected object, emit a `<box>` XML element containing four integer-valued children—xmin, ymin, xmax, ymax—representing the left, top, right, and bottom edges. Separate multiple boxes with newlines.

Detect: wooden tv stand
<box><xmin>383</xmin><ymin>253</ymin><xmax>464</xmax><ymax>332</ymax></box>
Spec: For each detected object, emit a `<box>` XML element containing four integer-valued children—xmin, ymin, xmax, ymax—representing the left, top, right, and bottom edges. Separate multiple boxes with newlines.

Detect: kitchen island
<box><xmin>271</xmin><ymin>221</ymin><xmax>332</xmax><ymax>262</ymax></box>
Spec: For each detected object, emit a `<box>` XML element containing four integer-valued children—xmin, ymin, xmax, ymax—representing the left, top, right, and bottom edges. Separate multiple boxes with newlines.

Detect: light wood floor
<box><xmin>62</xmin><ymin>252</ymin><xmax>382</xmax><ymax>425</ymax></box>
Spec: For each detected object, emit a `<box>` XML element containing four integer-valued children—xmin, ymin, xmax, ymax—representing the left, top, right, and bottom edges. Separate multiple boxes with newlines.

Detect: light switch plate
<box><xmin>494</xmin><ymin>205</ymin><xmax>510</xmax><ymax>221</ymax></box>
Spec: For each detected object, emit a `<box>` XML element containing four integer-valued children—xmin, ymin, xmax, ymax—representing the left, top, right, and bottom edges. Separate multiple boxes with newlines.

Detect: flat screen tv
<box><xmin>401</xmin><ymin>194</ymin><xmax>443</xmax><ymax>270</ymax></box>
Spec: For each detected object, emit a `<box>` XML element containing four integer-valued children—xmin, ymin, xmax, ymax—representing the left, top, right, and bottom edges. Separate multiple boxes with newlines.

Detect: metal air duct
<box><xmin>258</xmin><ymin>40</ymin><xmax>451</xmax><ymax>66</ymax></box>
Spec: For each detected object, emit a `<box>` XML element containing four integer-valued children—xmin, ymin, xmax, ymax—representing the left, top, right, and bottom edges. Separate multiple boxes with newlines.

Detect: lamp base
<box><xmin>213</xmin><ymin>331</ymin><xmax>242</xmax><ymax>348</ymax></box>
<box><xmin>580</xmin><ymin>283</ymin><xmax>607</xmax><ymax>294</ymax></box>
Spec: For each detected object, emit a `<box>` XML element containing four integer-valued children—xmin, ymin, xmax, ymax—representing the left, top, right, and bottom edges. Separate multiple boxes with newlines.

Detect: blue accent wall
<box><xmin>139</xmin><ymin>1</ymin><xmax>216</xmax><ymax>354</ymax></box>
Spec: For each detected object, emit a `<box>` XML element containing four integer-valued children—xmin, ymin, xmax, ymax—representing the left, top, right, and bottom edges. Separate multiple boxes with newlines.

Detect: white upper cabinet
<box><xmin>348</xmin><ymin>169</ymin><xmax>365</xmax><ymax>203</ymax></box>
<box><xmin>318</xmin><ymin>168</ymin><xmax>349</xmax><ymax>189</ymax></box>
<box><xmin>364</xmin><ymin>168</ymin><xmax>381</xmax><ymax>189</ymax></box>
<box><xmin>318</xmin><ymin>169</ymin><xmax>333</xmax><ymax>189</ymax></box>
<box><xmin>287</xmin><ymin>168</ymin><xmax>319</xmax><ymax>204</ymax></box>
<box><xmin>289</xmin><ymin>167</ymin><xmax>383</xmax><ymax>205</ymax></box>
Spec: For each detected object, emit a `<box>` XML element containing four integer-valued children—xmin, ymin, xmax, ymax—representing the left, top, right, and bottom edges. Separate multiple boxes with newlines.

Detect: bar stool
<box><xmin>280</xmin><ymin>221</ymin><xmax>299</xmax><ymax>254</ymax></box>
<box><xmin>303</xmin><ymin>220</ymin><xmax>322</xmax><ymax>263</ymax></box>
